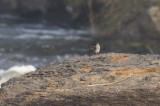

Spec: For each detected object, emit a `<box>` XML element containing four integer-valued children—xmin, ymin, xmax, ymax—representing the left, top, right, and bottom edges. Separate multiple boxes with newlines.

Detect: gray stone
<box><xmin>1</xmin><ymin>53</ymin><xmax>160</xmax><ymax>105</ymax></box>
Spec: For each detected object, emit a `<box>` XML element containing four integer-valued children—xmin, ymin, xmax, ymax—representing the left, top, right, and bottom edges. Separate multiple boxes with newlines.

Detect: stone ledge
<box><xmin>0</xmin><ymin>53</ymin><xmax>160</xmax><ymax>105</ymax></box>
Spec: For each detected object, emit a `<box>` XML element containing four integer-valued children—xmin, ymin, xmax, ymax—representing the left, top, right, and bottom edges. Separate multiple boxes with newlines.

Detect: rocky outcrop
<box><xmin>1</xmin><ymin>53</ymin><xmax>160</xmax><ymax>105</ymax></box>
<box><xmin>91</xmin><ymin>1</ymin><xmax>160</xmax><ymax>54</ymax></box>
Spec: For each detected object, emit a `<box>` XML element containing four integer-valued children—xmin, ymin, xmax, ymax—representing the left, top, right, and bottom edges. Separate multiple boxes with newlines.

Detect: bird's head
<box><xmin>96</xmin><ymin>42</ymin><xmax>99</xmax><ymax>45</ymax></box>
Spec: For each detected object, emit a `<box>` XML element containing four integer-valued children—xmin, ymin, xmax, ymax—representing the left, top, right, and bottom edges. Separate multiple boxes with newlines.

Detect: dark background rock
<box><xmin>0</xmin><ymin>0</ymin><xmax>89</xmax><ymax>27</ymax></box>
<box><xmin>1</xmin><ymin>53</ymin><xmax>160</xmax><ymax>105</ymax></box>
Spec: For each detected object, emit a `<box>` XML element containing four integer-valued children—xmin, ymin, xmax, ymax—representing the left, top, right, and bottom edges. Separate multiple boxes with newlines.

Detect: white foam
<box><xmin>0</xmin><ymin>65</ymin><xmax>36</xmax><ymax>87</ymax></box>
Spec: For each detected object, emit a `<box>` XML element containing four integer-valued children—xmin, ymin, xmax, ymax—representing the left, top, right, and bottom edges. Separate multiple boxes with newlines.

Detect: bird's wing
<box><xmin>86</xmin><ymin>46</ymin><xmax>96</xmax><ymax>52</ymax></box>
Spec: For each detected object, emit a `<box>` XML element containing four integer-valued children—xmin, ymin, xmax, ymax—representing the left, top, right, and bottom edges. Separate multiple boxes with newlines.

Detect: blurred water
<box><xmin>0</xmin><ymin>15</ymin><xmax>92</xmax><ymax>70</ymax></box>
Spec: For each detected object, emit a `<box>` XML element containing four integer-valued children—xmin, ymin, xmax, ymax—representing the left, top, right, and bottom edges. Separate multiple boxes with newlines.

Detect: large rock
<box><xmin>1</xmin><ymin>53</ymin><xmax>160</xmax><ymax>105</ymax></box>
<box><xmin>94</xmin><ymin>0</ymin><xmax>160</xmax><ymax>41</ymax></box>
<box><xmin>148</xmin><ymin>6</ymin><xmax>160</xmax><ymax>32</ymax></box>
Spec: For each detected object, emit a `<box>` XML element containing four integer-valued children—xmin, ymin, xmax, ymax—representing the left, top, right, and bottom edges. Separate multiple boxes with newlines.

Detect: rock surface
<box><xmin>1</xmin><ymin>53</ymin><xmax>160</xmax><ymax>105</ymax></box>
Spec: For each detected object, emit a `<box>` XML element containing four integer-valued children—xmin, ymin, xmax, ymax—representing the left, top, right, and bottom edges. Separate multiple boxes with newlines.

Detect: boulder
<box><xmin>1</xmin><ymin>53</ymin><xmax>160</xmax><ymax>105</ymax></box>
<box><xmin>0</xmin><ymin>53</ymin><xmax>160</xmax><ymax>106</ymax></box>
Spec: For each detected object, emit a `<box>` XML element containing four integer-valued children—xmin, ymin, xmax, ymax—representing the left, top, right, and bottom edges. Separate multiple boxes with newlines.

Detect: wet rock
<box><xmin>1</xmin><ymin>53</ymin><xmax>160</xmax><ymax>105</ymax></box>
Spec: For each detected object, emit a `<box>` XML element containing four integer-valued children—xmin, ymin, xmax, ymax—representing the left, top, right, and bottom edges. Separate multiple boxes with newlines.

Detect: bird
<box><xmin>87</xmin><ymin>42</ymin><xmax>101</xmax><ymax>55</ymax></box>
<box><xmin>95</xmin><ymin>42</ymin><xmax>100</xmax><ymax>55</ymax></box>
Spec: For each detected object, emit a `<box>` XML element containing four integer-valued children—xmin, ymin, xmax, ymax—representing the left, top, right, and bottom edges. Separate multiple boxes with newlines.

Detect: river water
<box><xmin>0</xmin><ymin>15</ymin><xmax>92</xmax><ymax>86</ymax></box>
